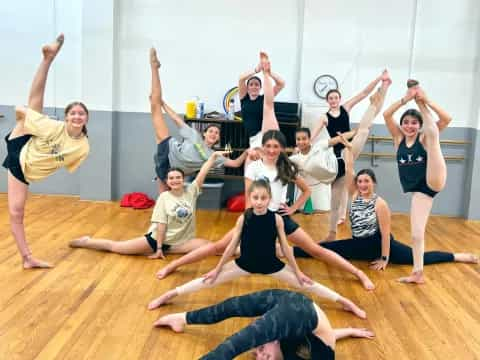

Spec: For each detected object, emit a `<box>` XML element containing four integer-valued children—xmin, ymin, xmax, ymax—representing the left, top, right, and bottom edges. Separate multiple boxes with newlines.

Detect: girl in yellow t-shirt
<box><xmin>3</xmin><ymin>34</ymin><xmax>90</xmax><ymax>269</ymax></box>
<box><xmin>69</xmin><ymin>151</ymin><xmax>226</xmax><ymax>260</ymax></box>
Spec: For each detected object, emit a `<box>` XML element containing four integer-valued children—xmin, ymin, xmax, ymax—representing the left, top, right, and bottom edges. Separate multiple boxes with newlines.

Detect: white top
<box><xmin>244</xmin><ymin>160</ymin><xmax>287</xmax><ymax>211</ymax></box>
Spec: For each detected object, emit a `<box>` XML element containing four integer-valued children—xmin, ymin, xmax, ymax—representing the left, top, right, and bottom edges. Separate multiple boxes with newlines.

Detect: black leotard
<box><xmin>235</xmin><ymin>209</ymin><xmax>285</xmax><ymax>274</ymax></box>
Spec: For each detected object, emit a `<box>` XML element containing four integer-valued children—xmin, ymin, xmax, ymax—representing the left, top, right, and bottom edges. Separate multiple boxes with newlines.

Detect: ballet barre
<box><xmin>367</xmin><ymin>135</ymin><xmax>469</xmax><ymax>166</ymax></box>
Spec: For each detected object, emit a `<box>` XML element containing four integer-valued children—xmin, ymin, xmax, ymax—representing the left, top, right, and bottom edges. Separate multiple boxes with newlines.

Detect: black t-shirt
<box><xmin>240</xmin><ymin>94</ymin><xmax>264</xmax><ymax>137</ymax></box>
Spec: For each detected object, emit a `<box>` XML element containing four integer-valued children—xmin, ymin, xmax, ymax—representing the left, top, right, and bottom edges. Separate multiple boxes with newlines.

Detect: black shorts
<box><xmin>281</xmin><ymin>214</ymin><xmax>300</xmax><ymax>235</ymax></box>
<box><xmin>154</xmin><ymin>136</ymin><xmax>171</xmax><ymax>182</ymax></box>
<box><xmin>404</xmin><ymin>178</ymin><xmax>438</xmax><ymax>198</ymax></box>
<box><xmin>144</xmin><ymin>232</ymin><xmax>172</xmax><ymax>253</ymax></box>
<box><xmin>2</xmin><ymin>133</ymin><xmax>31</xmax><ymax>185</ymax></box>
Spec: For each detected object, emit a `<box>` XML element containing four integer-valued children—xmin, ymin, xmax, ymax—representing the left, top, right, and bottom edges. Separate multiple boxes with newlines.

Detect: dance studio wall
<box><xmin>1</xmin><ymin>0</ymin><xmax>480</xmax><ymax>218</ymax></box>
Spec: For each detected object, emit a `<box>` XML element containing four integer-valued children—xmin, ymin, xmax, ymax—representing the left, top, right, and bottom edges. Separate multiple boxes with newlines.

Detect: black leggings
<box><xmin>294</xmin><ymin>232</ymin><xmax>454</xmax><ymax>264</ymax></box>
<box><xmin>186</xmin><ymin>289</ymin><xmax>321</xmax><ymax>359</ymax></box>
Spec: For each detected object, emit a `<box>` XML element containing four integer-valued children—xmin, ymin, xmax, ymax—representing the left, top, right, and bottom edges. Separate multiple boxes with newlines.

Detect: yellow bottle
<box><xmin>185</xmin><ymin>99</ymin><xmax>197</xmax><ymax>119</ymax></box>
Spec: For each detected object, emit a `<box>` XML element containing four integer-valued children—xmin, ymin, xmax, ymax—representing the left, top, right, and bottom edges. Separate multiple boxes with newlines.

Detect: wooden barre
<box><xmin>368</xmin><ymin>135</ymin><xmax>470</xmax><ymax>145</ymax></box>
<box><xmin>360</xmin><ymin>152</ymin><xmax>465</xmax><ymax>161</ymax></box>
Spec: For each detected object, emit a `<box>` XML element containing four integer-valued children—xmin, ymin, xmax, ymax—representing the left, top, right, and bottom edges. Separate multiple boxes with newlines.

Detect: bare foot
<box><xmin>356</xmin><ymin>270</ymin><xmax>375</xmax><ymax>291</ymax></box>
<box><xmin>153</xmin><ymin>313</ymin><xmax>187</xmax><ymax>331</ymax></box>
<box><xmin>406</xmin><ymin>79</ymin><xmax>419</xmax><ymax>88</ymax></box>
<box><xmin>454</xmin><ymin>253</ymin><xmax>479</xmax><ymax>264</ymax></box>
<box><xmin>156</xmin><ymin>264</ymin><xmax>175</xmax><ymax>279</ymax></box>
<box><xmin>324</xmin><ymin>231</ymin><xmax>336</xmax><ymax>242</ymax></box>
<box><xmin>381</xmin><ymin>69</ymin><xmax>389</xmax><ymax>81</ymax></box>
<box><xmin>23</xmin><ymin>256</ymin><xmax>53</xmax><ymax>269</ymax></box>
<box><xmin>337</xmin><ymin>218</ymin><xmax>345</xmax><ymax>226</ymax></box>
<box><xmin>42</xmin><ymin>34</ymin><xmax>64</xmax><ymax>61</ymax></box>
<box><xmin>260</xmin><ymin>52</ymin><xmax>271</xmax><ymax>73</ymax></box>
<box><xmin>338</xmin><ymin>297</ymin><xmax>367</xmax><ymax>319</ymax></box>
<box><xmin>150</xmin><ymin>48</ymin><xmax>161</xmax><ymax>68</ymax></box>
<box><xmin>381</xmin><ymin>73</ymin><xmax>392</xmax><ymax>88</ymax></box>
<box><xmin>397</xmin><ymin>271</ymin><xmax>425</xmax><ymax>284</ymax></box>
<box><xmin>414</xmin><ymin>86</ymin><xmax>428</xmax><ymax>103</ymax></box>
<box><xmin>69</xmin><ymin>236</ymin><xmax>91</xmax><ymax>248</ymax></box>
<box><xmin>148</xmin><ymin>290</ymin><xmax>177</xmax><ymax>310</ymax></box>
<box><xmin>403</xmin><ymin>87</ymin><xmax>417</xmax><ymax>102</ymax></box>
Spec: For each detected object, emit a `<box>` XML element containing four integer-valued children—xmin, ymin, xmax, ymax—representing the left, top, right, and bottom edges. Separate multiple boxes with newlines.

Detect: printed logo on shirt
<box><xmin>172</xmin><ymin>202</ymin><xmax>193</xmax><ymax>223</ymax></box>
<box><xmin>398</xmin><ymin>152</ymin><xmax>424</xmax><ymax>166</ymax></box>
<box><xmin>48</xmin><ymin>142</ymin><xmax>65</xmax><ymax>162</ymax></box>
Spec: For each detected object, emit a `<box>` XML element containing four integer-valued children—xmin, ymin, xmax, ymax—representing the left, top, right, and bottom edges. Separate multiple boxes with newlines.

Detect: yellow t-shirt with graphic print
<box><xmin>148</xmin><ymin>181</ymin><xmax>201</xmax><ymax>246</ymax></box>
<box><xmin>19</xmin><ymin>109</ymin><xmax>90</xmax><ymax>182</ymax></box>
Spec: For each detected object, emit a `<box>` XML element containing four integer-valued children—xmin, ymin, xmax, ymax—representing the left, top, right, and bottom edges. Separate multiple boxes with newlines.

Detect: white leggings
<box><xmin>175</xmin><ymin>261</ymin><xmax>340</xmax><ymax>302</ymax></box>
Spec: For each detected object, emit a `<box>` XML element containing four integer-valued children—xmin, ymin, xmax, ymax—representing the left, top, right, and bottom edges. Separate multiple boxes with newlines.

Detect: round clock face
<box><xmin>314</xmin><ymin>75</ymin><xmax>339</xmax><ymax>99</ymax></box>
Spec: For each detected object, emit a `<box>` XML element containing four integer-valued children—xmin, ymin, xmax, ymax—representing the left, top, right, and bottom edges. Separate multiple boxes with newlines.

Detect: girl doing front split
<box><xmin>149</xmin><ymin>179</ymin><xmax>366</xmax><ymax>319</ymax></box>
<box><xmin>70</xmin><ymin>152</ymin><xmax>226</xmax><ymax>259</ymax></box>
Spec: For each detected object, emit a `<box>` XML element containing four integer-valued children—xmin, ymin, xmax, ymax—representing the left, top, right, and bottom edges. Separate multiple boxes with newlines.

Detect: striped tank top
<box><xmin>349</xmin><ymin>194</ymin><xmax>378</xmax><ymax>238</ymax></box>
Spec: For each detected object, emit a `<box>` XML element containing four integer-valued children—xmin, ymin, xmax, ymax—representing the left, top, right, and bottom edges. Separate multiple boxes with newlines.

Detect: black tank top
<box><xmin>235</xmin><ymin>209</ymin><xmax>285</xmax><ymax>274</ymax></box>
<box><xmin>326</xmin><ymin>105</ymin><xmax>350</xmax><ymax>157</ymax></box>
<box><xmin>240</xmin><ymin>94</ymin><xmax>264</xmax><ymax>137</ymax></box>
<box><xmin>397</xmin><ymin>135</ymin><xmax>428</xmax><ymax>193</ymax></box>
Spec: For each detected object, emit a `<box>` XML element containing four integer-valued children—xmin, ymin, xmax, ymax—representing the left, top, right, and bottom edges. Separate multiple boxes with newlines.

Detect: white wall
<box><xmin>0</xmin><ymin>0</ymin><xmax>479</xmax><ymax>129</ymax></box>
<box><xmin>0</xmin><ymin>0</ymin><xmax>82</xmax><ymax>110</ymax></box>
<box><xmin>114</xmin><ymin>0</ymin><xmax>299</xmax><ymax>113</ymax></box>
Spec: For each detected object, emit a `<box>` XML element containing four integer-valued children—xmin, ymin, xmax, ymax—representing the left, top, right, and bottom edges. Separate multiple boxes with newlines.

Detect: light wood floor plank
<box><xmin>0</xmin><ymin>194</ymin><xmax>479</xmax><ymax>359</ymax></box>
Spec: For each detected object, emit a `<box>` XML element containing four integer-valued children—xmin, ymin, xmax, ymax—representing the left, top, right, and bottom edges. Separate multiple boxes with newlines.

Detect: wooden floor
<box><xmin>0</xmin><ymin>194</ymin><xmax>479</xmax><ymax>360</ymax></box>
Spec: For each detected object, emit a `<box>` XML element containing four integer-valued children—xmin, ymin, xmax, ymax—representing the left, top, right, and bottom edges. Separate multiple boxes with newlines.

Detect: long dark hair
<box><xmin>400</xmin><ymin>108</ymin><xmax>423</xmax><ymax>127</ymax></box>
<box><xmin>262</xmin><ymin>130</ymin><xmax>299</xmax><ymax>185</ymax></box>
<box><xmin>65</xmin><ymin>101</ymin><xmax>89</xmax><ymax>136</ymax></box>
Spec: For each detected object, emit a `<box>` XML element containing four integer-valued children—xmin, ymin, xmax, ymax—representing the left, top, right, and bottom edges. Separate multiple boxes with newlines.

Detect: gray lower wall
<box><xmin>1</xmin><ymin>104</ymin><xmax>479</xmax><ymax>218</ymax></box>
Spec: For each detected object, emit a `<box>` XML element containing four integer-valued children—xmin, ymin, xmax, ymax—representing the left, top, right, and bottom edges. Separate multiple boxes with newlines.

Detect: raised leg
<box><xmin>350</xmin><ymin>79</ymin><xmax>390</xmax><ymax>159</ymax></box>
<box><xmin>417</xmin><ymin>98</ymin><xmax>447</xmax><ymax>192</ymax></box>
<box><xmin>27</xmin><ymin>34</ymin><xmax>64</xmax><ymax>113</ymax></box>
<box><xmin>149</xmin><ymin>48</ymin><xmax>169</xmax><ymax>143</ymax></box>
<box><xmin>69</xmin><ymin>236</ymin><xmax>152</xmax><ymax>255</ymax></box>
<box><xmin>260</xmin><ymin>52</ymin><xmax>279</xmax><ymax>133</ymax></box>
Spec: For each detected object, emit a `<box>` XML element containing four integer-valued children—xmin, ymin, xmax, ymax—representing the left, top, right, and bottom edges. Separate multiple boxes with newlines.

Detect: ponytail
<box><xmin>275</xmin><ymin>152</ymin><xmax>299</xmax><ymax>185</ymax></box>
